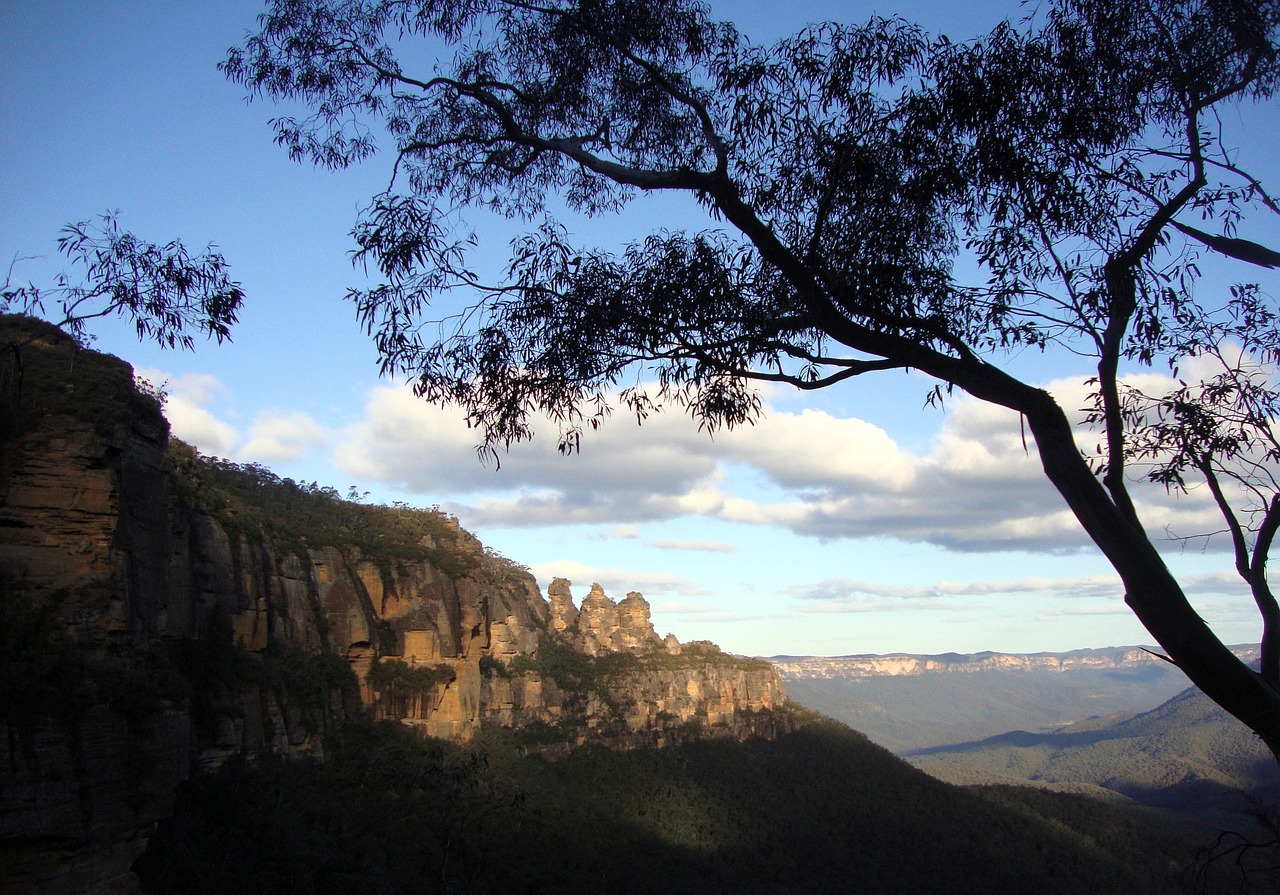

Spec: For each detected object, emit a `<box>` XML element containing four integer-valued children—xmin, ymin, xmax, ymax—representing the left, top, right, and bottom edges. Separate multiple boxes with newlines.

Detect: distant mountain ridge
<box><xmin>905</xmin><ymin>683</ymin><xmax>1280</xmax><ymax>819</ymax></box>
<box><xmin>775</xmin><ymin>644</ymin><xmax>1280</xmax><ymax>828</ymax></box>
<box><xmin>770</xmin><ymin>645</ymin><xmax>1260</xmax><ymax>754</ymax></box>
<box><xmin>771</xmin><ymin>644</ymin><xmax>1260</xmax><ymax>678</ymax></box>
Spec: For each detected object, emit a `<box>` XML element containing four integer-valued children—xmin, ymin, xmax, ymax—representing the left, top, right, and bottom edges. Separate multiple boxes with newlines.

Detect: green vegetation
<box><xmin>165</xmin><ymin>441</ymin><xmax>469</xmax><ymax>573</ymax></box>
<box><xmin>510</xmin><ymin>635</ymin><xmax>772</xmax><ymax>692</ymax></box>
<box><xmin>261</xmin><ymin>642</ymin><xmax>358</xmax><ymax>733</ymax></box>
<box><xmin>508</xmin><ymin>633</ymin><xmax>622</xmax><ymax>689</ymax></box>
<box><xmin>636</xmin><ymin>644</ymin><xmax>775</xmax><ymax>674</ymax></box>
<box><xmin>366</xmin><ymin>657</ymin><xmax>456</xmax><ymax>720</ymax></box>
<box><xmin>135</xmin><ymin>713</ymin><xmax>1229</xmax><ymax>894</ymax></box>
<box><xmin>477</xmin><ymin>654</ymin><xmax>511</xmax><ymax>680</ymax></box>
<box><xmin>366</xmin><ymin>656</ymin><xmax>456</xmax><ymax>693</ymax></box>
<box><xmin>163</xmin><ymin>629</ymin><xmax>358</xmax><ymax>740</ymax></box>
<box><xmin>497</xmin><ymin>635</ymin><xmax>781</xmax><ymax>745</ymax></box>
<box><xmin>0</xmin><ymin>314</ymin><xmax>167</xmax><ymax>446</ymax></box>
<box><xmin>905</xmin><ymin>686</ymin><xmax>1279</xmax><ymax>818</ymax></box>
<box><xmin>164</xmin><ymin>439</ymin><xmax>532</xmax><ymax>588</ymax></box>
<box><xmin>505</xmin><ymin>635</ymin><xmax>626</xmax><ymax>735</ymax></box>
<box><xmin>0</xmin><ymin>578</ymin><xmax>357</xmax><ymax>757</ymax></box>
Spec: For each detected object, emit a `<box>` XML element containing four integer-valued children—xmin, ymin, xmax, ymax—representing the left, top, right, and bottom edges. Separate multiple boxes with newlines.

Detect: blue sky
<box><xmin>4</xmin><ymin>1</ymin><xmax>1277</xmax><ymax>657</ymax></box>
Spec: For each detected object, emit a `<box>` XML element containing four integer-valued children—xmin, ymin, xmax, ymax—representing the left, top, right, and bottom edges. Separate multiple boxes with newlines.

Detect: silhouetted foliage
<box><xmin>223</xmin><ymin>0</ymin><xmax>1280</xmax><ymax>752</ymax></box>
<box><xmin>2</xmin><ymin>213</ymin><xmax>242</xmax><ymax>351</ymax></box>
<box><xmin>1104</xmin><ymin>296</ymin><xmax>1280</xmax><ymax>691</ymax></box>
<box><xmin>1195</xmin><ymin>797</ymin><xmax>1280</xmax><ymax>894</ymax></box>
<box><xmin>0</xmin><ymin>212</ymin><xmax>239</xmax><ymax>449</ymax></box>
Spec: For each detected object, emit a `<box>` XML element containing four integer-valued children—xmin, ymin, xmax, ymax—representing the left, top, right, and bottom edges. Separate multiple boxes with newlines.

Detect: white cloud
<box><xmin>527</xmin><ymin>560</ymin><xmax>709</xmax><ymax>599</ymax></box>
<box><xmin>139</xmin><ymin>368</ymin><xmax>331</xmax><ymax>465</ymax></box>
<box><xmin>720</xmin><ymin>409</ymin><xmax>917</xmax><ymax>492</ymax></box>
<box><xmin>1036</xmin><ymin>604</ymin><xmax>1138</xmax><ymax>619</ymax></box>
<box><xmin>334</xmin><ymin>385</ymin><xmax>719</xmax><ymax>498</ymax></box>
<box><xmin>1180</xmin><ymin>571</ymin><xmax>1250</xmax><ymax>597</ymax></box>
<box><xmin>701</xmin><ymin>394</ymin><xmax>1077</xmax><ymax>551</ymax></box>
<box><xmin>240</xmin><ymin>409</ymin><xmax>327</xmax><ymax>462</ymax></box>
<box><xmin>140</xmin><ymin>369</ymin><xmax>238</xmax><ymax>457</ymax></box>
<box><xmin>788</xmin><ymin>574</ymin><xmax>1125</xmax><ymax>605</ymax></box>
<box><xmin>796</xmin><ymin>596</ymin><xmax>979</xmax><ymax>615</ymax></box>
<box><xmin>332</xmin><ymin>369</ymin><xmax>1251</xmax><ymax>555</ymax></box>
<box><xmin>647</xmin><ymin>539</ymin><xmax>738</xmax><ymax>553</ymax></box>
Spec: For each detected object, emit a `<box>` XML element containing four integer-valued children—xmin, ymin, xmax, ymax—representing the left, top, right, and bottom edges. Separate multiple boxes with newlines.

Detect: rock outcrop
<box><xmin>0</xmin><ymin>315</ymin><xmax>791</xmax><ymax>894</ymax></box>
<box><xmin>482</xmin><ymin>578</ymin><xmax>787</xmax><ymax>752</ymax></box>
<box><xmin>560</xmin><ymin>579</ymin><xmax>665</xmax><ymax>656</ymax></box>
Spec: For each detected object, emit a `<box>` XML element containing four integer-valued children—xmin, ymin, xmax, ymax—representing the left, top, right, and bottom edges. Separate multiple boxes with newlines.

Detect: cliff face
<box><xmin>0</xmin><ymin>316</ymin><xmax>789</xmax><ymax>893</ymax></box>
<box><xmin>482</xmin><ymin>578</ymin><xmax>786</xmax><ymax>753</ymax></box>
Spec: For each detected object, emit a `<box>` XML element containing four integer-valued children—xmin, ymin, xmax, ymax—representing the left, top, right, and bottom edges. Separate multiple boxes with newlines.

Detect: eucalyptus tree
<box><xmin>223</xmin><ymin>0</ymin><xmax>1280</xmax><ymax>752</ymax></box>
<box><xmin>2</xmin><ymin>213</ymin><xmax>243</xmax><ymax>351</ymax></box>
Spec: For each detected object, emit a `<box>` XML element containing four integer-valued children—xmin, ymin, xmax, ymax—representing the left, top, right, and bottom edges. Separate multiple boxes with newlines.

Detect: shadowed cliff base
<box><xmin>134</xmin><ymin>714</ymin><xmax>1248</xmax><ymax>895</ymax></box>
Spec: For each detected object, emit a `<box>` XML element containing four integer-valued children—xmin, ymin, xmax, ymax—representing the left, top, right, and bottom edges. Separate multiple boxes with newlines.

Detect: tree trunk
<box><xmin>1022</xmin><ymin>389</ymin><xmax>1280</xmax><ymax>758</ymax></box>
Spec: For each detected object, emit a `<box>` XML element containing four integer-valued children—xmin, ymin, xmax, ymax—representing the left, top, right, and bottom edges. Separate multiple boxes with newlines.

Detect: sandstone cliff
<box><xmin>0</xmin><ymin>315</ymin><xmax>790</xmax><ymax>893</ymax></box>
<box><xmin>484</xmin><ymin>577</ymin><xmax>786</xmax><ymax>753</ymax></box>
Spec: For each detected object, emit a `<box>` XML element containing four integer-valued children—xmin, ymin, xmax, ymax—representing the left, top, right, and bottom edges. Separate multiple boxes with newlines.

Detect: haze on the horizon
<box><xmin>3</xmin><ymin>0</ymin><xmax>1278</xmax><ymax>658</ymax></box>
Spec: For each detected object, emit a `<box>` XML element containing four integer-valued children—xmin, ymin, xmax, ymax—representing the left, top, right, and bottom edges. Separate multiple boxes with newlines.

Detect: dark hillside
<box><xmin>137</xmin><ymin>712</ymin><xmax>1230</xmax><ymax>895</ymax></box>
<box><xmin>907</xmin><ymin>685</ymin><xmax>1280</xmax><ymax>818</ymax></box>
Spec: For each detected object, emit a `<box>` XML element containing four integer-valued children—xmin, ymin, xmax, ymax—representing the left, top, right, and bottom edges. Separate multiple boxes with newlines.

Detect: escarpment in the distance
<box><xmin>771</xmin><ymin>645</ymin><xmax>1261</xmax><ymax>753</ymax></box>
<box><xmin>0</xmin><ymin>314</ymin><xmax>790</xmax><ymax>895</ymax></box>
